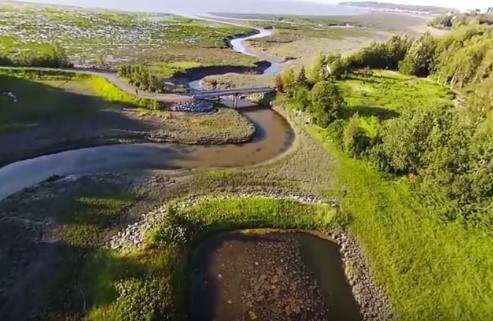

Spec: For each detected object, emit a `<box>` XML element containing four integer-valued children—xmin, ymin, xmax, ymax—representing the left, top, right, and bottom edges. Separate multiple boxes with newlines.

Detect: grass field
<box><xmin>277</xmin><ymin>70</ymin><xmax>493</xmax><ymax>321</ymax></box>
<box><xmin>336</xmin><ymin>71</ymin><xmax>455</xmax><ymax>136</ymax></box>
<box><xmin>0</xmin><ymin>72</ymin><xmax>102</xmax><ymax>131</ymax></box>
<box><xmin>307</xmin><ymin>126</ymin><xmax>493</xmax><ymax>321</ymax></box>
<box><xmin>0</xmin><ymin>69</ymin><xmax>155</xmax><ymax>131</ymax></box>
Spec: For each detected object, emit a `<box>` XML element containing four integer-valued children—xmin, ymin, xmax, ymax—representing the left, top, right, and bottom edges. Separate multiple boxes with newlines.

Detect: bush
<box><xmin>343</xmin><ymin>115</ymin><xmax>370</xmax><ymax>157</ymax></box>
<box><xmin>113</xmin><ymin>278</ymin><xmax>174</xmax><ymax>321</ymax></box>
<box><xmin>118</xmin><ymin>64</ymin><xmax>163</xmax><ymax>93</ymax></box>
<box><xmin>293</xmin><ymin>86</ymin><xmax>310</xmax><ymax>111</ymax></box>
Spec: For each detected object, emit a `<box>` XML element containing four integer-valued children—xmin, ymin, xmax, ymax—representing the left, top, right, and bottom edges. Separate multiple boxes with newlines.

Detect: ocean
<box><xmin>10</xmin><ymin>0</ymin><xmax>366</xmax><ymax>15</ymax></box>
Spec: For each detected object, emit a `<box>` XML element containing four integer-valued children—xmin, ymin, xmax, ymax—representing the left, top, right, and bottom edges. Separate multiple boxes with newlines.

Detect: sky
<box><xmin>309</xmin><ymin>0</ymin><xmax>491</xmax><ymax>11</ymax></box>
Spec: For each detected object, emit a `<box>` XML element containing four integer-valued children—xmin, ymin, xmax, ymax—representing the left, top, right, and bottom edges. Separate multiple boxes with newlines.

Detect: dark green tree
<box><xmin>309</xmin><ymin>80</ymin><xmax>345</xmax><ymax>127</ymax></box>
<box><xmin>296</xmin><ymin>66</ymin><xmax>309</xmax><ymax>88</ymax></box>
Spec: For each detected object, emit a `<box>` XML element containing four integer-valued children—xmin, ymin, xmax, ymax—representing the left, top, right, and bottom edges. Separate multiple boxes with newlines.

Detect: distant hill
<box><xmin>339</xmin><ymin>1</ymin><xmax>458</xmax><ymax>14</ymax></box>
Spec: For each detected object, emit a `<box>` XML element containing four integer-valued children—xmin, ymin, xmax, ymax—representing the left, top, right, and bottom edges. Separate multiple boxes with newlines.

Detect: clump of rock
<box><xmin>107</xmin><ymin>193</ymin><xmax>326</xmax><ymax>252</ymax></box>
<box><xmin>333</xmin><ymin>233</ymin><xmax>393</xmax><ymax>321</ymax></box>
<box><xmin>2</xmin><ymin>91</ymin><xmax>17</xmax><ymax>102</ymax></box>
<box><xmin>170</xmin><ymin>99</ymin><xmax>215</xmax><ymax>113</ymax></box>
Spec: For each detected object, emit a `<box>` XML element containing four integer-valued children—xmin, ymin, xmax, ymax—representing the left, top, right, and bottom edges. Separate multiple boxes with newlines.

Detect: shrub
<box><xmin>343</xmin><ymin>115</ymin><xmax>370</xmax><ymax>157</ymax></box>
<box><xmin>113</xmin><ymin>278</ymin><xmax>174</xmax><ymax>321</ymax></box>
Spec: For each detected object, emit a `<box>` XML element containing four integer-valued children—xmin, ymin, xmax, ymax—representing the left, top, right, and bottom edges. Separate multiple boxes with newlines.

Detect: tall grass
<box><xmin>83</xmin><ymin>75</ymin><xmax>157</xmax><ymax>109</ymax></box>
<box><xmin>308</xmin><ymin>126</ymin><xmax>493</xmax><ymax>321</ymax></box>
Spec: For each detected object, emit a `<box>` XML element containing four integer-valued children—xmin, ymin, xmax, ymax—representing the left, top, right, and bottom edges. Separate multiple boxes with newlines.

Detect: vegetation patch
<box><xmin>0</xmin><ymin>186</ymin><xmax>338</xmax><ymax>320</ymax></box>
<box><xmin>274</xmin><ymin>21</ymin><xmax>493</xmax><ymax>319</ymax></box>
<box><xmin>0</xmin><ymin>176</ymin><xmax>142</xmax><ymax>321</ymax></box>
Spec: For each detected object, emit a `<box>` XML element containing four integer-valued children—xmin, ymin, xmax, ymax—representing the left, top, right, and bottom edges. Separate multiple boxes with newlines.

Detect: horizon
<box><xmin>7</xmin><ymin>0</ymin><xmax>491</xmax><ymax>12</ymax></box>
<box><xmin>302</xmin><ymin>0</ymin><xmax>490</xmax><ymax>11</ymax></box>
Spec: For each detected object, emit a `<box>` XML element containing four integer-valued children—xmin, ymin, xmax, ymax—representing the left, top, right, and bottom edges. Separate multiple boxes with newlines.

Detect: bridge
<box><xmin>192</xmin><ymin>87</ymin><xmax>275</xmax><ymax>108</ymax></box>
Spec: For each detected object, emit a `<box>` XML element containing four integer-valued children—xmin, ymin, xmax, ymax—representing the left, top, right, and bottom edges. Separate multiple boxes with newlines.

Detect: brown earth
<box><xmin>189</xmin><ymin>230</ymin><xmax>363</xmax><ymax>321</ymax></box>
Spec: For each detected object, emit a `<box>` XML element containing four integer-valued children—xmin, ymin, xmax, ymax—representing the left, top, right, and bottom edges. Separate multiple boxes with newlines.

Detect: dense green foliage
<box><xmin>280</xmin><ymin>67</ymin><xmax>345</xmax><ymax>126</ymax></box>
<box><xmin>118</xmin><ymin>64</ymin><xmax>163</xmax><ymax>93</ymax></box>
<box><xmin>279</xmin><ymin>24</ymin><xmax>493</xmax><ymax>218</ymax></box>
<box><xmin>309</xmin><ymin>81</ymin><xmax>344</xmax><ymax>126</ymax></box>
<box><xmin>287</xmin><ymin>27</ymin><xmax>493</xmax><ymax>312</ymax></box>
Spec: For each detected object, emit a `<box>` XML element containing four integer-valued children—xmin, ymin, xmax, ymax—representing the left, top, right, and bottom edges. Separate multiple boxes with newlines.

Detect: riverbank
<box><xmin>0</xmin><ymin>72</ymin><xmax>257</xmax><ymax>167</ymax></box>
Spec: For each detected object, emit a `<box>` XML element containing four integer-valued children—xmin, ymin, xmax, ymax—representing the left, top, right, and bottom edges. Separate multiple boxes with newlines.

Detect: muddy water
<box><xmin>229</xmin><ymin>29</ymin><xmax>282</xmax><ymax>74</ymax></box>
<box><xmin>189</xmin><ymin>230</ymin><xmax>363</xmax><ymax>321</ymax></box>
<box><xmin>0</xmin><ymin>108</ymin><xmax>293</xmax><ymax>201</ymax></box>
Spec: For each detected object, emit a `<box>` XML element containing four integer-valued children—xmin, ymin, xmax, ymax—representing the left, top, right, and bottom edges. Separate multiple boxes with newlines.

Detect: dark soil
<box><xmin>189</xmin><ymin>230</ymin><xmax>363</xmax><ymax>321</ymax></box>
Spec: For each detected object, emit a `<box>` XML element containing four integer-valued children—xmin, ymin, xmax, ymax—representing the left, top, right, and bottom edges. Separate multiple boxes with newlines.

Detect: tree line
<box><xmin>117</xmin><ymin>64</ymin><xmax>163</xmax><ymax>93</ymax></box>
<box><xmin>278</xmin><ymin>25</ymin><xmax>493</xmax><ymax>220</ymax></box>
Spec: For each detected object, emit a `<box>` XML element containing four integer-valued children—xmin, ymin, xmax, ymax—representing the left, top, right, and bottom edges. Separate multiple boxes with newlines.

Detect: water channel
<box><xmin>0</xmin><ymin>27</ymin><xmax>292</xmax><ymax>201</ymax></box>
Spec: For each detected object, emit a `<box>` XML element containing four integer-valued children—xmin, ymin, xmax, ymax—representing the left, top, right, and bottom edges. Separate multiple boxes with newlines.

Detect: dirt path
<box><xmin>0</xmin><ymin>66</ymin><xmax>192</xmax><ymax>102</ymax></box>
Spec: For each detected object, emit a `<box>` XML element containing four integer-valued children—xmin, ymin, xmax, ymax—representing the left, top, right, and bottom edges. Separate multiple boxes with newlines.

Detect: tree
<box><xmin>308</xmin><ymin>52</ymin><xmax>327</xmax><ymax>83</ymax></box>
<box><xmin>399</xmin><ymin>32</ymin><xmax>437</xmax><ymax>77</ymax></box>
<box><xmin>343</xmin><ymin>114</ymin><xmax>370</xmax><ymax>157</ymax></box>
<box><xmin>309</xmin><ymin>80</ymin><xmax>345</xmax><ymax>127</ymax></box>
<box><xmin>274</xmin><ymin>74</ymin><xmax>284</xmax><ymax>92</ymax></box>
<box><xmin>296</xmin><ymin>66</ymin><xmax>308</xmax><ymax>88</ymax></box>
<box><xmin>293</xmin><ymin>86</ymin><xmax>310</xmax><ymax>111</ymax></box>
<box><xmin>281</xmin><ymin>68</ymin><xmax>296</xmax><ymax>96</ymax></box>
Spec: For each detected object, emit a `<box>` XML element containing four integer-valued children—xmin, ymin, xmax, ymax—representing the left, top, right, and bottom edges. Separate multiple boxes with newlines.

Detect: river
<box><xmin>0</xmin><ymin>25</ymin><xmax>294</xmax><ymax>201</ymax></box>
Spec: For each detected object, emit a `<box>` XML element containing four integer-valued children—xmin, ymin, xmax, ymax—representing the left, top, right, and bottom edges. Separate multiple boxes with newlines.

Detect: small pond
<box><xmin>189</xmin><ymin>230</ymin><xmax>363</xmax><ymax>321</ymax></box>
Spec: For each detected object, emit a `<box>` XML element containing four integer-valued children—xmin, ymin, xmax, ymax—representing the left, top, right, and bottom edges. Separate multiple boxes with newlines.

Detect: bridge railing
<box><xmin>192</xmin><ymin>87</ymin><xmax>275</xmax><ymax>99</ymax></box>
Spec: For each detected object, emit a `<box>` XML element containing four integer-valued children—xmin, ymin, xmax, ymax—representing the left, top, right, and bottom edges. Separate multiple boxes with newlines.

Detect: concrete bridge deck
<box><xmin>191</xmin><ymin>87</ymin><xmax>275</xmax><ymax>99</ymax></box>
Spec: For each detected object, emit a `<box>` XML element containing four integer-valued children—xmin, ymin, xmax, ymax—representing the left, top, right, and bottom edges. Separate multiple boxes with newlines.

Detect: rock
<box><xmin>248</xmin><ymin>311</ymin><xmax>258</xmax><ymax>320</ymax></box>
<box><xmin>170</xmin><ymin>100</ymin><xmax>215</xmax><ymax>113</ymax></box>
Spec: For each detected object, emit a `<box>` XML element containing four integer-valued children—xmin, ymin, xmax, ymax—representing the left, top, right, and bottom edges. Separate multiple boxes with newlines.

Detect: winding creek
<box><xmin>0</xmin><ymin>17</ymin><xmax>376</xmax><ymax>321</ymax></box>
<box><xmin>0</xmin><ymin>27</ymin><xmax>292</xmax><ymax>201</ymax></box>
